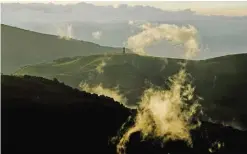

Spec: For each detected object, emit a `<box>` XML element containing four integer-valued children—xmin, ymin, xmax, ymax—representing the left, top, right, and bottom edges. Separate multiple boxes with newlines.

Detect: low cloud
<box><xmin>92</xmin><ymin>31</ymin><xmax>102</xmax><ymax>40</ymax></box>
<box><xmin>96</xmin><ymin>60</ymin><xmax>106</xmax><ymax>74</ymax></box>
<box><xmin>80</xmin><ymin>83</ymin><xmax>128</xmax><ymax>105</ymax></box>
<box><xmin>115</xmin><ymin>22</ymin><xmax>202</xmax><ymax>154</ymax></box>
<box><xmin>128</xmin><ymin>20</ymin><xmax>134</xmax><ymax>25</ymax></box>
<box><xmin>56</xmin><ymin>24</ymin><xmax>73</xmax><ymax>40</ymax></box>
<box><xmin>113</xmin><ymin>4</ymin><xmax>120</xmax><ymax>8</ymax></box>
<box><xmin>127</xmin><ymin>23</ymin><xmax>199</xmax><ymax>58</ymax></box>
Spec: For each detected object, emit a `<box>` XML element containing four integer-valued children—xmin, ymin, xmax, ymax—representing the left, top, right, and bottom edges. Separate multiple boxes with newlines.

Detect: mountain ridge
<box><xmin>14</xmin><ymin>53</ymin><xmax>247</xmax><ymax>129</ymax></box>
<box><xmin>1</xmin><ymin>24</ymin><xmax>128</xmax><ymax>74</ymax></box>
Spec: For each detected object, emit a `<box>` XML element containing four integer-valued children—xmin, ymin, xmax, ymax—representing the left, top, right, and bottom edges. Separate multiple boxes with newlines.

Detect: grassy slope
<box><xmin>2</xmin><ymin>75</ymin><xmax>247</xmax><ymax>154</ymax></box>
<box><xmin>1</xmin><ymin>24</ymin><xmax>127</xmax><ymax>74</ymax></box>
<box><xmin>14</xmin><ymin>53</ymin><xmax>247</xmax><ymax>128</ymax></box>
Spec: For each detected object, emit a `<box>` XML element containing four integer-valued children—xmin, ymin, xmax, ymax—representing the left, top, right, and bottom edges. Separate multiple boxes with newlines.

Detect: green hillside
<box><xmin>1</xmin><ymin>24</ymin><xmax>127</xmax><ymax>74</ymax></box>
<box><xmin>15</xmin><ymin>53</ymin><xmax>184</xmax><ymax>104</ymax></box>
<box><xmin>14</xmin><ymin>53</ymin><xmax>247</xmax><ymax>128</ymax></box>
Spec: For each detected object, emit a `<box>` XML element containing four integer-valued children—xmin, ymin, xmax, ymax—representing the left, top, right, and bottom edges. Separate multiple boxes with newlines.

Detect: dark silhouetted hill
<box><xmin>2</xmin><ymin>75</ymin><xmax>247</xmax><ymax>154</ymax></box>
<box><xmin>1</xmin><ymin>24</ymin><xmax>128</xmax><ymax>74</ymax></box>
<box><xmin>1</xmin><ymin>75</ymin><xmax>130</xmax><ymax>153</ymax></box>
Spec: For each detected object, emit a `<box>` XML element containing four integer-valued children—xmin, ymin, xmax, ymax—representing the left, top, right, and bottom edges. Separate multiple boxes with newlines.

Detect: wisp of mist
<box><xmin>115</xmin><ymin>22</ymin><xmax>202</xmax><ymax>154</ymax></box>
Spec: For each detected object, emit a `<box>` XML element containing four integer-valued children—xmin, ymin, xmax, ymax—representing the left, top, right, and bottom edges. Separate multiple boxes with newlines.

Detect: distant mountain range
<box><xmin>1</xmin><ymin>24</ymin><xmax>127</xmax><ymax>74</ymax></box>
<box><xmin>2</xmin><ymin>74</ymin><xmax>247</xmax><ymax>154</ymax></box>
<box><xmin>14</xmin><ymin>53</ymin><xmax>247</xmax><ymax>129</ymax></box>
<box><xmin>2</xmin><ymin>2</ymin><xmax>247</xmax><ymax>57</ymax></box>
<box><xmin>3</xmin><ymin>2</ymin><xmax>246</xmax><ymax>23</ymax></box>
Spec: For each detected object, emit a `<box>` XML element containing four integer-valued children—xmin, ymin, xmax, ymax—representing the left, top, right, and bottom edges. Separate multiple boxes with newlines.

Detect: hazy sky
<box><xmin>1</xmin><ymin>0</ymin><xmax>247</xmax><ymax>16</ymax></box>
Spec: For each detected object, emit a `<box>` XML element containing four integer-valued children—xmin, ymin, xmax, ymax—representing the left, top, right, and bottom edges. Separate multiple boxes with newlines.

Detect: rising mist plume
<box><xmin>116</xmin><ymin>23</ymin><xmax>202</xmax><ymax>154</ymax></box>
<box><xmin>56</xmin><ymin>24</ymin><xmax>73</xmax><ymax>40</ymax></box>
<box><xmin>95</xmin><ymin>55</ymin><xmax>112</xmax><ymax>74</ymax></box>
<box><xmin>127</xmin><ymin>23</ymin><xmax>199</xmax><ymax>58</ymax></box>
<box><xmin>80</xmin><ymin>83</ymin><xmax>128</xmax><ymax>105</ymax></box>
<box><xmin>208</xmin><ymin>117</ymin><xmax>246</xmax><ymax>131</ymax></box>
<box><xmin>92</xmin><ymin>31</ymin><xmax>102</xmax><ymax>40</ymax></box>
<box><xmin>96</xmin><ymin>60</ymin><xmax>106</xmax><ymax>74</ymax></box>
<box><xmin>128</xmin><ymin>20</ymin><xmax>134</xmax><ymax>25</ymax></box>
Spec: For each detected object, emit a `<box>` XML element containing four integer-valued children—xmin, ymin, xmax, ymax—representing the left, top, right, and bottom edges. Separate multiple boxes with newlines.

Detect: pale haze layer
<box><xmin>2</xmin><ymin>0</ymin><xmax>247</xmax><ymax>16</ymax></box>
<box><xmin>2</xmin><ymin>1</ymin><xmax>247</xmax><ymax>59</ymax></box>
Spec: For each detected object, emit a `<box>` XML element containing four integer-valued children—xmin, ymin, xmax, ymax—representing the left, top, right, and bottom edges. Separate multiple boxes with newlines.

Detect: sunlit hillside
<box><xmin>14</xmin><ymin>53</ymin><xmax>247</xmax><ymax>129</ymax></box>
